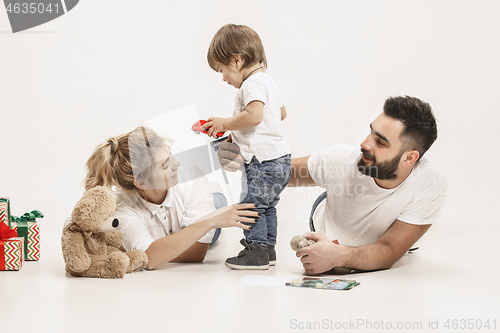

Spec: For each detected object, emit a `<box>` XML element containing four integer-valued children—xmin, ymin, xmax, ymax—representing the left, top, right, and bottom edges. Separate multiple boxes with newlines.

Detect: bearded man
<box><xmin>218</xmin><ymin>95</ymin><xmax>447</xmax><ymax>274</ymax></box>
<box><xmin>288</xmin><ymin>96</ymin><xmax>447</xmax><ymax>274</ymax></box>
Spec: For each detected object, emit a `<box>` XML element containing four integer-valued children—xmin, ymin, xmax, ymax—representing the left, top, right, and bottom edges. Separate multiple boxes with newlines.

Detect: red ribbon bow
<box><xmin>0</xmin><ymin>222</ymin><xmax>18</xmax><ymax>240</ymax></box>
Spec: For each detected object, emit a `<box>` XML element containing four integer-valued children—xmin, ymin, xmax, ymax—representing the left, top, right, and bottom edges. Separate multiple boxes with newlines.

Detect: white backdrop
<box><xmin>1</xmin><ymin>1</ymin><xmax>500</xmax><ymax>332</ymax></box>
<box><xmin>2</xmin><ymin>0</ymin><xmax>499</xmax><ymax>228</ymax></box>
<box><xmin>1</xmin><ymin>1</ymin><xmax>499</xmax><ymax>247</ymax></box>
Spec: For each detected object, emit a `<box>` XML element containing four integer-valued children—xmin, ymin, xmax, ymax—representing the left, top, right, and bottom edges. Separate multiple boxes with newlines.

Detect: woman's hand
<box><xmin>203</xmin><ymin>203</ymin><xmax>258</xmax><ymax>230</ymax></box>
<box><xmin>145</xmin><ymin>203</ymin><xmax>258</xmax><ymax>269</ymax></box>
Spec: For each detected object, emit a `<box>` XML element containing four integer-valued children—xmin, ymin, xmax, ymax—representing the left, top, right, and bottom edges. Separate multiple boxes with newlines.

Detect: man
<box><xmin>218</xmin><ymin>96</ymin><xmax>447</xmax><ymax>274</ymax></box>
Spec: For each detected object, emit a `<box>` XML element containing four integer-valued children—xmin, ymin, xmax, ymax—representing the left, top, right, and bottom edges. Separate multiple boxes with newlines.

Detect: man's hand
<box><xmin>296</xmin><ymin>221</ymin><xmax>432</xmax><ymax>274</ymax></box>
<box><xmin>296</xmin><ymin>233</ymin><xmax>346</xmax><ymax>275</ymax></box>
<box><xmin>217</xmin><ymin>139</ymin><xmax>244</xmax><ymax>172</ymax></box>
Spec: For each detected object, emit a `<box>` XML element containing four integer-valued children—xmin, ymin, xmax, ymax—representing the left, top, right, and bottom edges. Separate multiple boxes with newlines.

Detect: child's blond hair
<box><xmin>207</xmin><ymin>24</ymin><xmax>267</xmax><ymax>71</ymax></box>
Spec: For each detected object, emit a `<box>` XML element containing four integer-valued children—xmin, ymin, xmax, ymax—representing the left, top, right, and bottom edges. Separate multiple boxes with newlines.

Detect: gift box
<box><xmin>10</xmin><ymin>211</ymin><xmax>43</xmax><ymax>261</ymax></box>
<box><xmin>0</xmin><ymin>223</ymin><xmax>24</xmax><ymax>271</ymax></box>
<box><xmin>0</xmin><ymin>197</ymin><xmax>11</xmax><ymax>226</ymax></box>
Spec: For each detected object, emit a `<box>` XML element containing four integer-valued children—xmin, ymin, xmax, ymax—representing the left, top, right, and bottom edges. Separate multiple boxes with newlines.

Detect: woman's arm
<box><xmin>170</xmin><ymin>242</ymin><xmax>209</xmax><ymax>263</ymax></box>
<box><xmin>145</xmin><ymin>203</ymin><xmax>258</xmax><ymax>269</ymax></box>
<box><xmin>145</xmin><ymin>223</ymin><xmax>212</xmax><ymax>268</ymax></box>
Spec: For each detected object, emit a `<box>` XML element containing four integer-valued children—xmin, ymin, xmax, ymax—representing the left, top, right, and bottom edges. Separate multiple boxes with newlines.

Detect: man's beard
<box><xmin>357</xmin><ymin>148</ymin><xmax>403</xmax><ymax>180</ymax></box>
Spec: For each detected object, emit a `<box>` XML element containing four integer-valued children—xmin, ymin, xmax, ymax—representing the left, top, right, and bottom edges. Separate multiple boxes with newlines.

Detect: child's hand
<box><xmin>203</xmin><ymin>117</ymin><xmax>226</xmax><ymax>139</ymax></box>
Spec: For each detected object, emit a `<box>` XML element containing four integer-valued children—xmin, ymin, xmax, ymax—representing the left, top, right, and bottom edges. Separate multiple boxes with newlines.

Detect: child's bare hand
<box><xmin>208</xmin><ymin>203</ymin><xmax>258</xmax><ymax>230</ymax></box>
<box><xmin>203</xmin><ymin>117</ymin><xmax>226</xmax><ymax>138</ymax></box>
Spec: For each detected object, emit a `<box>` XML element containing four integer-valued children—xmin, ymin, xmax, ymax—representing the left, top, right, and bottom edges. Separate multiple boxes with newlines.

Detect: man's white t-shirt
<box><xmin>114</xmin><ymin>170</ymin><xmax>216</xmax><ymax>252</ymax></box>
<box><xmin>308</xmin><ymin>144</ymin><xmax>447</xmax><ymax>246</ymax></box>
<box><xmin>231</xmin><ymin>72</ymin><xmax>290</xmax><ymax>163</ymax></box>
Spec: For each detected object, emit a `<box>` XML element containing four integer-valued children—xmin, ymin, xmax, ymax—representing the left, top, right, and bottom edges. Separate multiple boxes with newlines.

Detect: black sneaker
<box><xmin>267</xmin><ymin>244</ymin><xmax>276</xmax><ymax>266</ymax></box>
<box><xmin>225</xmin><ymin>239</ymin><xmax>269</xmax><ymax>270</ymax></box>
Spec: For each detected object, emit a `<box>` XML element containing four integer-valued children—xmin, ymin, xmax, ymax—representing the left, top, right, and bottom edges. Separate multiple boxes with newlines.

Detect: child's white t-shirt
<box><xmin>308</xmin><ymin>144</ymin><xmax>448</xmax><ymax>247</ymax></box>
<box><xmin>231</xmin><ymin>72</ymin><xmax>290</xmax><ymax>163</ymax></box>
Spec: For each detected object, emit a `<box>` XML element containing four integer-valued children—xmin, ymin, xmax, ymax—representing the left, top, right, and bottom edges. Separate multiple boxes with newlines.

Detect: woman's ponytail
<box><xmin>84</xmin><ymin>137</ymin><xmax>119</xmax><ymax>190</ymax></box>
<box><xmin>84</xmin><ymin>128</ymin><xmax>171</xmax><ymax>193</ymax></box>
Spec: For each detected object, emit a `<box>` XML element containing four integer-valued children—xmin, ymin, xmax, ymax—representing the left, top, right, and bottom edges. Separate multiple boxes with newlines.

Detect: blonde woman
<box><xmin>85</xmin><ymin>127</ymin><xmax>257</xmax><ymax>269</ymax></box>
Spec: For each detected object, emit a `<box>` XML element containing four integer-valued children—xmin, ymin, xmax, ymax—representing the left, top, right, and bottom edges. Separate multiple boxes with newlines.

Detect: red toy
<box><xmin>191</xmin><ymin>120</ymin><xmax>226</xmax><ymax>138</ymax></box>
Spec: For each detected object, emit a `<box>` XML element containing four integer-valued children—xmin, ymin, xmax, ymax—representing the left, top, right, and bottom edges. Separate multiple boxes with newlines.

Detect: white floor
<box><xmin>1</xmin><ymin>188</ymin><xmax>499</xmax><ymax>333</ymax></box>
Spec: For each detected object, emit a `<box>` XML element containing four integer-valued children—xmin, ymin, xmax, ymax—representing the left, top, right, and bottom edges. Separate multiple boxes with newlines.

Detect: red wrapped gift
<box><xmin>0</xmin><ymin>222</ymin><xmax>24</xmax><ymax>271</ymax></box>
<box><xmin>0</xmin><ymin>197</ymin><xmax>11</xmax><ymax>225</ymax></box>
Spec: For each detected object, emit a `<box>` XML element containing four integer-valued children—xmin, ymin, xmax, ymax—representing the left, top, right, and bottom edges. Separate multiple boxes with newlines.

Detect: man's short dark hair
<box><xmin>383</xmin><ymin>96</ymin><xmax>437</xmax><ymax>160</ymax></box>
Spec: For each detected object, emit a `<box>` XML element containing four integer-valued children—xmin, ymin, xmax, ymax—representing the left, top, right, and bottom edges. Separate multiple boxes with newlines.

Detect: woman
<box><xmin>84</xmin><ymin>126</ymin><xmax>257</xmax><ymax>269</ymax></box>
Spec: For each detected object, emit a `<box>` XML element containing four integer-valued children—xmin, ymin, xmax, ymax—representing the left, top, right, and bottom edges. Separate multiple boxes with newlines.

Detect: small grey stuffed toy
<box><xmin>290</xmin><ymin>231</ymin><xmax>323</xmax><ymax>251</ymax></box>
<box><xmin>291</xmin><ymin>232</ymin><xmax>353</xmax><ymax>274</ymax></box>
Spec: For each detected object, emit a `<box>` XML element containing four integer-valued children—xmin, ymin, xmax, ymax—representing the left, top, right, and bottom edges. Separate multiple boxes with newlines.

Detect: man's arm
<box><xmin>289</xmin><ymin>156</ymin><xmax>317</xmax><ymax>187</ymax></box>
<box><xmin>217</xmin><ymin>141</ymin><xmax>317</xmax><ymax>188</ymax></box>
<box><xmin>296</xmin><ymin>220</ymin><xmax>431</xmax><ymax>274</ymax></box>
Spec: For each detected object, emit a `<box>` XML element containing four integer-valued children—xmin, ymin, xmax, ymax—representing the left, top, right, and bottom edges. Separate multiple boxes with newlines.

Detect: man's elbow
<box><xmin>379</xmin><ymin>262</ymin><xmax>395</xmax><ymax>270</ymax></box>
<box><xmin>378</xmin><ymin>245</ymin><xmax>404</xmax><ymax>270</ymax></box>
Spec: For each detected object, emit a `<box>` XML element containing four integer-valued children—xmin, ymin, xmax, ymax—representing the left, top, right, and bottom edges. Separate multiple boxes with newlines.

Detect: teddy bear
<box><xmin>61</xmin><ymin>186</ymin><xmax>148</xmax><ymax>278</ymax></box>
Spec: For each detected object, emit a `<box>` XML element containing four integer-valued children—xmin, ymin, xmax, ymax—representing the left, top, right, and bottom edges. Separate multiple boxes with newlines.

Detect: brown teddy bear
<box><xmin>61</xmin><ymin>186</ymin><xmax>148</xmax><ymax>278</ymax></box>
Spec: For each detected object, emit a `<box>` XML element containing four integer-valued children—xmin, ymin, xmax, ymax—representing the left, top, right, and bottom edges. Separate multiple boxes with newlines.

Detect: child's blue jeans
<box><xmin>240</xmin><ymin>154</ymin><xmax>291</xmax><ymax>247</ymax></box>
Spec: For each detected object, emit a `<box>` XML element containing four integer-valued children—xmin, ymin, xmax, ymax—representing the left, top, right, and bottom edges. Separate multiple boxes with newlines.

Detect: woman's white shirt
<box><xmin>114</xmin><ymin>171</ymin><xmax>216</xmax><ymax>252</ymax></box>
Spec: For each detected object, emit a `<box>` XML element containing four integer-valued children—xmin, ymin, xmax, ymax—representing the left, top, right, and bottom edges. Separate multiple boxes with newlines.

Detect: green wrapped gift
<box><xmin>11</xmin><ymin>210</ymin><xmax>43</xmax><ymax>261</ymax></box>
